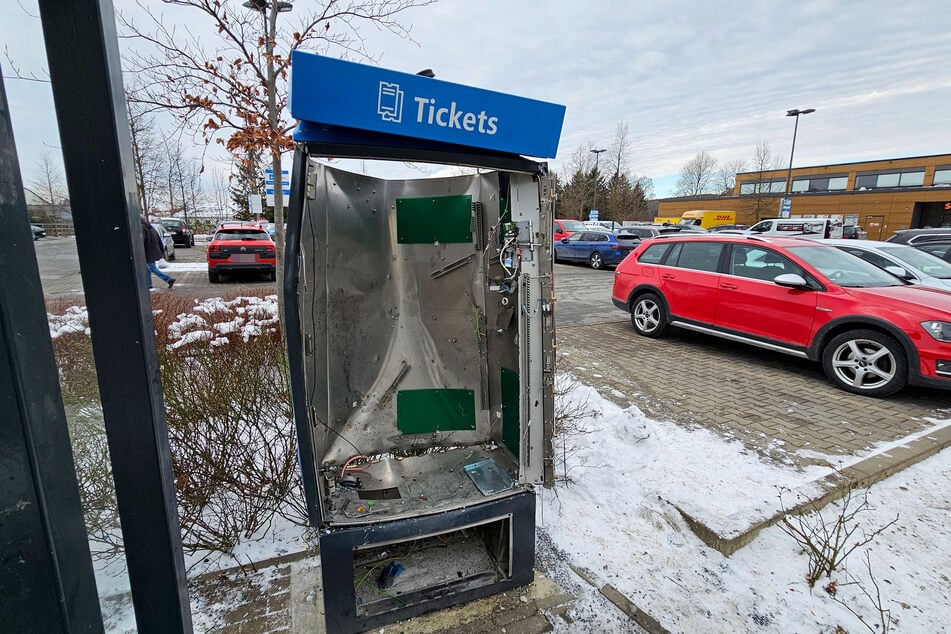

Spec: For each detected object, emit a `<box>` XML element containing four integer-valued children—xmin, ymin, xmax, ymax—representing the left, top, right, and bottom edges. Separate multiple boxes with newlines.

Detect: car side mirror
<box><xmin>884</xmin><ymin>265</ymin><xmax>912</xmax><ymax>280</ymax></box>
<box><xmin>773</xmin><ymin>273</ymin><xmax>810</xmax><ymax>288</ymax></box>
<box><xmin>561</xmin><ymin>238</ymin><xmax>569</xmax><ymax>244</ymax></box>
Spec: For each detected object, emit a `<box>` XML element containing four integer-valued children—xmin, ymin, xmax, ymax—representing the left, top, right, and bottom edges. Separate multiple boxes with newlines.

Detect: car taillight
<box><xmin>264</xmin><ymin>248</ymin><xmax>275</xmax><ymax>257</ymax></box>
<box><xmin>209</xmin><ymin>244</ymin><xmax>220</xmax><ymax>253</ymax></box>
<box><xmin>611</xmin><ymin>244</ymin><xmax>620</xmax><ymax>249</ymax></box>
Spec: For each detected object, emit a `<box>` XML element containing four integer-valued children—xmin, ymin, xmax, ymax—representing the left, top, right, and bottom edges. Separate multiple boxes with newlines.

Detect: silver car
<box><xmin>823</xmin><ymin>238</ymin><xmax>951</xmax><ymax>290</ymax></box>
<box><xmin>151</xmin><ymin>222</ymin><xmax>176</xmax><ymax>261</ymax></box>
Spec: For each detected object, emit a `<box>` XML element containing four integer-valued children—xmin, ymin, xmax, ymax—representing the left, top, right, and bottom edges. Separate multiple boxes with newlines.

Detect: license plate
<box><xmin>231</xmin><ymin>254</ymin><xmax>256</xmax><ymax>263</ymax></box>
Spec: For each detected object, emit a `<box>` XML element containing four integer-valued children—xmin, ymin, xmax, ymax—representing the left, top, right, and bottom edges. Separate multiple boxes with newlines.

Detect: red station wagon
<box><xmin>207</xmin><ymin>225</ymin><xmax>276</xmax><ymax>283</ymax></box>
<box><xmin>612</xmin><ymin>234</ymin><xmax>951</xmax><ymax>397</ymax></box>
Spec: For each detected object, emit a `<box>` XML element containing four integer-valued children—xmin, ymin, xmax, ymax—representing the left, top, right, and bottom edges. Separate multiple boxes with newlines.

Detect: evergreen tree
<box><xmin>229</xmin><ymin>152</ymin><xmax>265</xmax><ymax>221</ymax></box>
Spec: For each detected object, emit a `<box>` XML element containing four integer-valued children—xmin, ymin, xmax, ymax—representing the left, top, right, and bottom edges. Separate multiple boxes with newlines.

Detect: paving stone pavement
<box><xmin>557</xmin><ymin>318</ymin><xmax>951</xmax><ymax>471</ymax></box>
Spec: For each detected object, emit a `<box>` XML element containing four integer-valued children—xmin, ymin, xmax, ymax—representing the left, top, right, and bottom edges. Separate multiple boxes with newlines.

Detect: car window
<box><xmin>596</xmin><ymin>233</ymin><xmax>610</xmax><ymax>242</ymax></box>
<box><xmin>580</xmin><ymin>232</ymin><xmax>599</xmax><ymax>241</ymax></box>
<box><xmin>837</xmin><ymin>247</ymin><xmax>895</xmax><ymax>273</ymax></box>
<box><xmin>787</xmin><ymin>245</ymin><xmax>903</xmax><ymax>287</ymax></box>
<box><xmin>160</xmin><ymin>219</ymin><xmax>180</xmax><ymax>228</ymax></box>
<box><xmin>215</xmin><ymin>229</ymin><xmax>270</xmax><ymax>240</ymax></box>
<box><xmin>638</xmin><ymin>243</ymin><xmax>669</xmax><ymax>264</ymax></box>
<box><xmin>917</xmin><ymin>243</ymin><xmax>950</xmax><ymax>259</ymax></box>
<box><xmin>670</xmin><ymin>242</ymin><xmax>724</xmax><ymax>272</ymax></box>
<box><xmin>564</xmin><ymin>233</ymin><xmax>584</xmax><ymax>243</ymax></box>
<box><xmin>748</xmin><ymin>221</ymin><xmax>771</xmax><ymax>233</ymax></box>
<box><xmin>730</xmin><ymin>245</ymin><xmax>804</xmax><ymax>281</ymax></box>
<box><xmin>559</xmin><ymin>220</ymin><xmax>586</xmax><ymax>232</ymax></box>
<box><xmin>879</xmin><ymin>245</ymin><xmax>951</xmax><ymax>279</ymax></box>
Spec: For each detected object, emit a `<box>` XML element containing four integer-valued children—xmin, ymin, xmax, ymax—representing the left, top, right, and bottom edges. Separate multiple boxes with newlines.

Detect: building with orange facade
<box><xmin>657</xmin><ymin>153</ymin><xmax>951</xmax><ymax>240</ymax></box>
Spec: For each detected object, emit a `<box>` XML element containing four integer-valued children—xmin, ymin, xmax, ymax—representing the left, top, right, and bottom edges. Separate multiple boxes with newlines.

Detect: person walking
<box><xmin>141</xmin><ymin>215</ymin><xmax>175</xmax><ymax>290</ymax></box>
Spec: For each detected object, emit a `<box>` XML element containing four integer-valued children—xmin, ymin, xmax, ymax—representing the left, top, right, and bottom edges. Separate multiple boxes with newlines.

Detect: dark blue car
<box><xmin>554</xmin><ymin>231</ymin><xmax>635</xmax><ymax>269</ymax></box>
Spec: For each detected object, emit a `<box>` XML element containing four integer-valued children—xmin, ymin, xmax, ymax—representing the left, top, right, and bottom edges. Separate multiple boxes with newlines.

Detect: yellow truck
<box><xmin>653</xmin><ymin>216</ymin><xmax>682</xmax><ymax>225</ymax></box>
<box><xmin>678</xmin><ymin>210</ymin><xmax>736</xmax><ymax>229</ymax></box>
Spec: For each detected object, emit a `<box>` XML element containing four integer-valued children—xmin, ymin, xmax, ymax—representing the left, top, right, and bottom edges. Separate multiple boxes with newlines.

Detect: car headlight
<box><xmin>921</xmin><ymin>321</ymin><xmax>951</xmax><ymax>342</ymax></box>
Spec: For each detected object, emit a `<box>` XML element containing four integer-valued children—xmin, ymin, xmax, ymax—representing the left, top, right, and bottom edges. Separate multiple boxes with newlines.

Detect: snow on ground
<box><xmin>155</xmin><ymin>261</ymin><xmax>208</xmax><ymax>272</ymax></box>
<box><xmin>540</xmin><ymin>377</ymin><xmax>951</xmax><ymax>633</ymax></box>
<box><xmin>47</xmin><ymin>300</ymin><xmax>951</xmax><ymax>632</ymax></box>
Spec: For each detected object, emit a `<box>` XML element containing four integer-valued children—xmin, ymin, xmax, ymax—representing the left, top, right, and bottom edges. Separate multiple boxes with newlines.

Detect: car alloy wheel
<box><xmin>589</xmin><ymin>252</ymin><xmax>604</xmax><ymax>269</ymax></box>
<box><xmin>631</xmin><ymin>292</ymin><xmax>668</xmax><ymax>338</ymax></box>
<box><xmin>821</xmin><ymin>329</ymin><xmax>907</xmax><ymax>397</ymax></box>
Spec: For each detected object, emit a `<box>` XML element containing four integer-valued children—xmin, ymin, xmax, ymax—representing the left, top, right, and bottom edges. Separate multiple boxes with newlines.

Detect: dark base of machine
<box><xmin>319</xmin><ymin>490</ymin><xmax>536</xmax><ymax>634</ymax></box>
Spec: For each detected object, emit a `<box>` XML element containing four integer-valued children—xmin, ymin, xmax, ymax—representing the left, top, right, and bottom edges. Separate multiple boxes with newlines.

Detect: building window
<box><xmin>932</xmin><ymin>167</ymin><xmax>951</xmax><ymax>186</ymax></box>
<box><xmin>791</xmin><ymin>175</ymin><xmax>848</xmax><ymax>193</ymax></box>
<box><xmin>853</xmin><ymin>169</ymin><xmax>925</xmax><ymax>190</ymax></box>
<box><xmin>899</xmin><ymin>171</ymin><xmax>924</xmax><ymax>187</ymax></box>
<box><xmin>739</xmin><ymin>180</ymin><xmax>786</xmax><ymax>194</ymax></box>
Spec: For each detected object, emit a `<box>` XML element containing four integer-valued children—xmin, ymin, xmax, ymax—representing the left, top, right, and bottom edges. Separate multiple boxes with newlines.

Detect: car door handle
<box><xmin>661</xmin><ymin>273</ymin><xmax>676</xmax><ymax>279</ymax></box>
<box><xmin>720</xmin><ymin>283</ymin><xmax>738</xmax><ymax>290</ymax></box>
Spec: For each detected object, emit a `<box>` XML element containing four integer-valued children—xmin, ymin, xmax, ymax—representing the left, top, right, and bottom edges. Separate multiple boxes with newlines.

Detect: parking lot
<box><xmin>552</xmin><ymin>261</ymin><xmax>951</xmax><ymax>478</ymax></box>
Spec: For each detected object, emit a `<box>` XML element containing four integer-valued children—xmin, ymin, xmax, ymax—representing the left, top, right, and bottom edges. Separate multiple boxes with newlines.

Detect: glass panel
<box><xmin>674</xmin><ymin>242</ymin><xmax>723</xmax><ymax>272</ymax></box>
<box><xmin>854</xmin><ymin>174</ymin><xmax>877</xmax><ymax>190</ymax></box>
<box><xmin>876</xmin><ymin>173</ymin><xmax>900</xmax><ymax>188</ymax></box>
<box><xmin>933</xmin><ymin>169</ymin><xmax>951</xmax><ymax>185</ymax></box>
<box><xmin>899</xmin><ymin>171</ymin><xmax>924</xmax><ymax>187</ymax></box>
<box><xmin>791</xmin><ymin>179</ymin><xmax>809</xmax><ymax>192</ymax></box>
<box><xmin>739</xmin><ymin>182</ymin><xmax>755</xmax><ymax>194</ymax></box>
<box><xmin>807</xmin><ymin>177</ymin><xmax>830</xmax><ymax>192</ymax></box>
<box><xmin>768</xmin><ymin>181</ymin><xmax>787</xmax><ymax>193</ymax></box>
<box><xmin>638</xmin><ymin>244</ymin><xmax>669</xmax><ymax>264</ymax></box>
<box><xmin>828</xmin><ymin>177</ymin><xmax>848</xmax><ymax>190</ymax></box>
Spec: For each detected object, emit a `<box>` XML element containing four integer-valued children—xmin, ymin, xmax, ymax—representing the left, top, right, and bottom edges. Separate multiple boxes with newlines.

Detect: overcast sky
<box><xmin>4</xmin><ymin>0</ymin><xmax>951</xmax><ymax>198</ymax></box>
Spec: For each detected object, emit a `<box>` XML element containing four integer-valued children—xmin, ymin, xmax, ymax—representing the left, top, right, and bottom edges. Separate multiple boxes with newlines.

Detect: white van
<box><xmin>747</xmin><ymin>217</ymin><xmax>844</xmax><ymax>239</ymax></box>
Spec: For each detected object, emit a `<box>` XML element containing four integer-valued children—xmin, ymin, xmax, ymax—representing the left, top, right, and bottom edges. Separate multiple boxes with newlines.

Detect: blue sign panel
<box><xmin>290</xmin><ymin>51</ymin><xmax>566</xmax><ymax>158</ymax></box>
<box><xmin>780</xmin><ymin>197</ymin><xmax>792</xmax><ymax>218</ymax></box>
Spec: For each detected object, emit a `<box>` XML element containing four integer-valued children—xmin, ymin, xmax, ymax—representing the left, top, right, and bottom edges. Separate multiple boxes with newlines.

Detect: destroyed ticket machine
<box><xmin>284</xmin><ymin>51</ymin><xmax>564</xmax><ymax>633</ymax></box>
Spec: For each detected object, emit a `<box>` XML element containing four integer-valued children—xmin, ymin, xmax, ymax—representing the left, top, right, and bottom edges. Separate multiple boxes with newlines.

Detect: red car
<box><xmin>553</xmin><ymin>219</ymin><xmax>587</xmax><ymax>242</ymax></box>
<box><xmin>612</xmin><ymin>234</ymin><xmax>951</xmax><ymax>397</ymax></box>
<box><xmin>207</xmin><ymin>225</ymin><xmax>276</xmax><ymax>283</ymax></box>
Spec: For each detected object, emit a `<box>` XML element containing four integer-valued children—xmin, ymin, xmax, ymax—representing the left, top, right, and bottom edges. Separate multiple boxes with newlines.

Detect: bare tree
<box><xmin>675</xmin><ymin>151</ymin><xmax>718</xmax><ymax>196</ymax></box>
<box><xmin>716</xmin><ymin>158</ymin><xmax>747</xmax><ymax>195</ymax></box>
<box><xmin>26</xmin><ymin>151</ymin><xmax>69</xmax><ymax>227</ymax></box>
<box><xmin>556</xmin><ymin>144</ymin><xmax>596</xmax><ymax>219</ymax></box>
<box><xmin>607</xmin><ymin>121</ymin><xmax>630</xmax><ymax>179</ymax></box>
<box><xmin>739</xmin><ymin>140</ymin><xmax>784</xmax><ymax>221</ymax></box>
<box><xmin>127</xmin><ymin>99</ymin><xmax>169</xmax><ymax>219</ymax></box>
<box><xmin>120</xmin><ymin>0</ymin><xmax>435</xmax><ymax>320</ymax></box>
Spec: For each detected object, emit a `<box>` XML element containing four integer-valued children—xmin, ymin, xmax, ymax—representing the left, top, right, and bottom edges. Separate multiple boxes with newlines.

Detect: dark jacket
<box><xmin>142</xmin><ymin>218</ymin><xmax>165</xmax><ymax>263</ymax></box>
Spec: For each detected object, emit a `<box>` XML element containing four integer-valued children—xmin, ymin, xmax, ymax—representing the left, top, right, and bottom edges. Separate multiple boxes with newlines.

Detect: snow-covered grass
<box><xmin>540</xmin><ymin>377</ymin><xmax>951</xmax><ymax>633</ymax></box>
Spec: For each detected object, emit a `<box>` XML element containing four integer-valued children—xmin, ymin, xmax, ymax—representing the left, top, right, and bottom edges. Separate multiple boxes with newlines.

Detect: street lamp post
<box><xmin>590</xmin><ymin>148</ymin><xmax>606</xmax><ymax>213</ymax></box>
<box><xmin>784</xmin><ymin>107</ymin><xmax>815</xmax><ymax>195</ymax></box>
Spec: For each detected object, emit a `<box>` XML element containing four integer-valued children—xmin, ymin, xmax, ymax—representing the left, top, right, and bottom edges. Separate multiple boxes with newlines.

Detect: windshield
<box><xmin>788</xmin><ymin>245</ymin><xmax>904</xmax><ymax>287</ymax></box>
<box><xmin>160</xmin><ymin>219</ymin><xmax>180</xmax><ymax>228</ymax></box>
<box><xmin>215</xmin><ymin>229</ymin><xmax>270</xmax><ymax>241</ymax></box>
<box><xmin>560</xmin><ymin>220</ymin><xmax>586</xmax><ymax>232</ymax></box>
<box><xmin>879</xmin><ymin>245</ymin><xmax>951</xmax><ymax>279</ymax></box>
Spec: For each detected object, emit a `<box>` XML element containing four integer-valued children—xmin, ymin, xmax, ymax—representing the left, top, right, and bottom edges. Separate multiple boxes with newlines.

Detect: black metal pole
<box><xmin>0</xmin><ymin>67</ymin><xmax>104</xmax><ymax>634</ymax></box>
<box><xmin>36</xmin><ymin>0</ymin><xmax>192</xmax><ymax>631</ymax></box>
<box><xmin>785</xmin><ymin>114</ymin><xmax>800</xmax><ymax>196</ymax></box>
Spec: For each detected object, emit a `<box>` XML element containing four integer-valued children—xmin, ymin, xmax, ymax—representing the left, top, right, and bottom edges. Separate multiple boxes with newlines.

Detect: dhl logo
<box><xmin>716</xmin><ymin>214</ymin><xmax>732</xmax><ymax>220</ymax></box>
